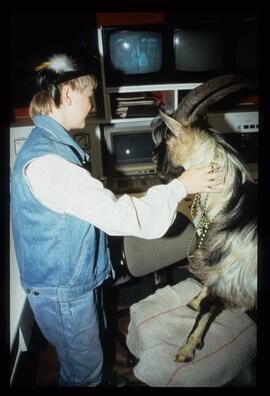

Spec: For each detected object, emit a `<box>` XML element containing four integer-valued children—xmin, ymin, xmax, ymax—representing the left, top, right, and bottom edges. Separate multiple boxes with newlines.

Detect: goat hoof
<box><xmin>175</xmin><ymin>354</ymin><xmax>193</xmax><ymax>363</ymax></box>
<box><xmin>175</xmin><ymin>346</ymin><xmax>195</xmax><ymax>363</ymax></box>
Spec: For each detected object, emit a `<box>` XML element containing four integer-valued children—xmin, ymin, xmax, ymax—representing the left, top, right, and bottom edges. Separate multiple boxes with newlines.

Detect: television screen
<box><xmin>101</xmin><ymin>26</ymin><xmax>170</xmax><ymax>86</ymax></box>
<box><xmin>113</xmin><ymin>132</ymin><xmax>154</xmax><ymax>164</ymax></box>
<box><xmin>109</xmin><ymin>31</ymin><xmax>162</xmax><ymax>75</ymax></box>
<box><xmin>174</xmin><ymin>29</ymin><xmax>225</xmax><ymax>72</ymax></box>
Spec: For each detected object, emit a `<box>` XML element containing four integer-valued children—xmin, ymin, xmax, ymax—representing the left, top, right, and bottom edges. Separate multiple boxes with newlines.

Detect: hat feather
<box><xmin>47</xmin><ymin>54</ymin><xmax>76</xmax><ymax>74</ymax></box>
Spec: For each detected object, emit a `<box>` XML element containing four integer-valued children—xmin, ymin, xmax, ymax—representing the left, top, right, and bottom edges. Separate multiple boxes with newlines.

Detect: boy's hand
<box><xmin>178</xmin><ymin>163</ymin><xmax>225</xmax><ymax>195</ymax></box>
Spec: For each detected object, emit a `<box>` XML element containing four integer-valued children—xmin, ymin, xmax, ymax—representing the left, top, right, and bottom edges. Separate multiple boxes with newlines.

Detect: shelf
<box><xmin>107</xmin><ymin>89</ymin><xmax>181</xmax><ymax>122</ymax></box>
<box><xmin>109</xmin><ymin>117</ymin><xmax>158</xmax><ymax>123</ymax></box>
<box><xmin>106</xmin><ymin>82</ymin><xmax>201</xmax><ymax>94</ymax></box>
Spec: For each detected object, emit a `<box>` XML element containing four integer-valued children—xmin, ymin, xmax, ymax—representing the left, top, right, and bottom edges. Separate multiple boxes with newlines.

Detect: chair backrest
<box><xmin>122</xmin><ymin>212</ymin><xmax>196</xmax><ymax>277</ymax></box>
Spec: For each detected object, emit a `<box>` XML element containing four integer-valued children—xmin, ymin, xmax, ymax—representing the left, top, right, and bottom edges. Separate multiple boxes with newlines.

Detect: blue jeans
<box><xmin>27</xmin><ymin>286</ymin><xmax>105</xmax><ymax>386</ymax></box>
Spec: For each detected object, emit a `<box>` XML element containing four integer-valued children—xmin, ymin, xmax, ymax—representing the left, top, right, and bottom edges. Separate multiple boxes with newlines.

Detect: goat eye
<box><xmin>165</xmin><ymin>130</ymin><xmax>173</xmax><ymax>141</ymax></box>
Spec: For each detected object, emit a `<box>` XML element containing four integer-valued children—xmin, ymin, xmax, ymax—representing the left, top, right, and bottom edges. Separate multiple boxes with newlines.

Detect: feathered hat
<box><xmin>34</xmin><ymin>53</ymin><xmax>94</xmax><ymax>105</ymax></box>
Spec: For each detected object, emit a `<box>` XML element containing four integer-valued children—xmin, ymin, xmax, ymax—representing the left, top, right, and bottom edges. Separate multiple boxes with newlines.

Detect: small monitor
<box><xmin>103</xmin><ymin>123</ymin><xmax>156</xmax><ymax>176</ymax></box>
<box><xmin>174</xmin><ymin>29</ymin><xmax>225</xmax><ymax>72</ymax></box>
<box><xmin>113</xmin><ymin>132</ymin><xmax>154</xmax><ymax>165</ymax></box>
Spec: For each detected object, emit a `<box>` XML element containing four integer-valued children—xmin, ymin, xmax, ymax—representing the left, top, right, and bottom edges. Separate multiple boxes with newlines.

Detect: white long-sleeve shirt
<box><xmin>24</xmin><ymin>154</ymin><xmax>187</xmax><ymax>239</ymax></box>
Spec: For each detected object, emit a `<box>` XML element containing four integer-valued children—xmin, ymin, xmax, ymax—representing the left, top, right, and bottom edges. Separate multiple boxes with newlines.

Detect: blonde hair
<box><xmin>29</xmin><ymin>74</ymin><xmax>97</xmax><ymax>118</ymax></box>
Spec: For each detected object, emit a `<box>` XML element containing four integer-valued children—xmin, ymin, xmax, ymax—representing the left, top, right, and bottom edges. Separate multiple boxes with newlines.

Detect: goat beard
<box><xmin>153</xmin><ymin>139</ymin><xmax>184</xmax><ymax>180</ymax></box>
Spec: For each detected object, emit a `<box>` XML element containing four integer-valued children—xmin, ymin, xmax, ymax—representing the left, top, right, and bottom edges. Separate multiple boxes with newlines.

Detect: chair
<box><xmin>107</xmin><ymin>212</ymin><xmax>196</xmax><ymax>366</ymax></box>
<box><xmin>106</xmin><ymin>211</ymin><xmax>256</xmax><ymax>387</ymax></box>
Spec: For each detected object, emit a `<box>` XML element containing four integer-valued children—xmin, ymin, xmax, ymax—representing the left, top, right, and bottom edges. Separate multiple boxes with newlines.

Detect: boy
<box><xmin>10</xmin><ymin>53</ymin><xmax>224</xmax><ymax>386</ymax></box>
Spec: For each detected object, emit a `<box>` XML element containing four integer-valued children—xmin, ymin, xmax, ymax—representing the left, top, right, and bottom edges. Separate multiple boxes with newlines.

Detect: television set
<box><xmin>103</xmin><ymin>122</ymin><xmax>156</xmax><ymax>176</ymax></box>
<box><xmin>100</xmin><ymin>26</ymin><xmax>171</xmax><ymax>87</ymax></box>
<box><xmin>171</xmin><ymin>26</ymin><xmax>232</xmax><ymax>82</ymax></box>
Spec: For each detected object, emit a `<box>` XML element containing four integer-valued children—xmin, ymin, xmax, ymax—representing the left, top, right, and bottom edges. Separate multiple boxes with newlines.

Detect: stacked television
<box><xmin>100</xmin><ymin>15</ymin><xmax>259</xmax><ymax>87</ymax></box>
<box><xmin>100</xmin><ymin>14</ymin><xmax>258</xmax><ymax>189</ymax></box>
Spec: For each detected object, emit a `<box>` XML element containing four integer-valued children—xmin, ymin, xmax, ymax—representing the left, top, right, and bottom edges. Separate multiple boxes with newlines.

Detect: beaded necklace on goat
<box><xmin>186</xmin><ymin>163</ymin><xmax>226</xmax><ymax>263</ymax></box>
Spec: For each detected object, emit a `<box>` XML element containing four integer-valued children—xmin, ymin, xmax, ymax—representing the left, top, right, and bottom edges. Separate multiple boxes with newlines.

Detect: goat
<box><xmin>152</xmin><ymin>74</ymin><xmax>257</xmax><ymax>362</ymax></box>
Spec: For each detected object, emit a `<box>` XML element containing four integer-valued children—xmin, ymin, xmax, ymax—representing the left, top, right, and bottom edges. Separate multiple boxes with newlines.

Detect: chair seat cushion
<box><xmin>126</xmin><ymin>277</ymin><xmax>256</xmax><ymax>387</ymax></box>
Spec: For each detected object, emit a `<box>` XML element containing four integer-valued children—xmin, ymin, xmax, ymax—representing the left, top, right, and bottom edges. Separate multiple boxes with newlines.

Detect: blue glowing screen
<box><xmin>109</xmin><ymin>31</ymin><xmax>162</xmax><ymax>75</ymax></box>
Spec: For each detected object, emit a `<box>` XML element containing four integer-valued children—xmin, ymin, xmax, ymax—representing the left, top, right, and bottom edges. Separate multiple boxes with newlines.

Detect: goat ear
<box><xmin>159</xmin><ymin>111</ymin><xmax>187</xmax><ymax>139</ymax></box>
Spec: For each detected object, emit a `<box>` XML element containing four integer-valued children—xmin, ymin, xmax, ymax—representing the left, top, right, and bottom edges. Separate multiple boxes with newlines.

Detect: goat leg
<box><xmin>175</xmin><ymin>296</ymin><xmax>223</xmax><ymax>362</ymax></box>
<box><xmin>187</xmin><ymin>286</ymin><xmax>208</xmax><ymax>311</ymax></box>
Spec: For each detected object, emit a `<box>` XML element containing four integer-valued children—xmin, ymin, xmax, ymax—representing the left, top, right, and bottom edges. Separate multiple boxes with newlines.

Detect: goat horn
<box><xmin>191</xmin><ymin>81</ymin><xmax>257</xmax><ymax>121</ymax></box>
<box><xmin>174</xmin><ymin>74</ymin><xmax>256</xmax><ymax>125</ymax></box>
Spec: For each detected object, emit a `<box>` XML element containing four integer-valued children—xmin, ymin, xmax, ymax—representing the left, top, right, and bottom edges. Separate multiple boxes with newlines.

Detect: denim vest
<box><xmin>11</xmin><ymin>115</ymin><xmax>113</xmax><ymax>298</ymax></box>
